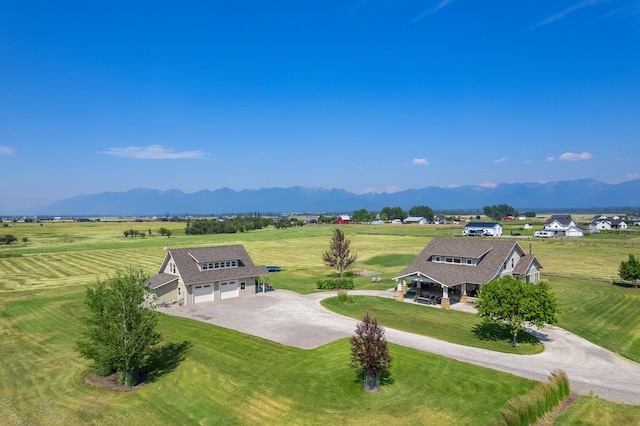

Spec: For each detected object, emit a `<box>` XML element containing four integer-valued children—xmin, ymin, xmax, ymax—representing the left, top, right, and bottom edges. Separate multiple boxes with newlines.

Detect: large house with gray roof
<box><xmin>543</xmin><ymin>214</ymin><xmax>584</xmax><ymax>237</ymax></box>
<box><xmin>146</xmin><ymin>245</ymin><xmax>268</xmax><ymax>306</ymax></box>
<box><xmin>394</xmin><ymin>238</ymin><xmax>543</xmax><ymax>309</ymax></box>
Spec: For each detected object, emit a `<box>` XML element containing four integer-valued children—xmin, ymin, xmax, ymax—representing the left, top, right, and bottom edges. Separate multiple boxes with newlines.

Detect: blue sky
<box><xmin>1</xmin><ymin>0</ymin><xmax>639</xmax><ymax>214</ymax></box>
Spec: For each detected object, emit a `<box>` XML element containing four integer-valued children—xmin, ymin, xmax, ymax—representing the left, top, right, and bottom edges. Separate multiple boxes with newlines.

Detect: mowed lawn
<box><xmin>0</xmin><ymin>286</ymin><xmax>538</xmax><ymax>425</ymax></box>
<box><xmin>2</xmin><ymin>220</ymin><xmax>640</xmax><ymax>424</ymax></box>
<box><xmin>322</xmin><ymin>296</ymin><xmax>543</xmax><ymax>354</ymax></box>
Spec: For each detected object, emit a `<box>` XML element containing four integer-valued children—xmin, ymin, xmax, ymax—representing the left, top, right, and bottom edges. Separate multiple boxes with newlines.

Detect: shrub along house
<box><xmin>394</xmin><ymin>238</ymin><xmax>543</xmax><ymax>309</ymax></box>
<box><xmin>145</xmin><ymin>245</ymin><xmax>268</xmax><ymax>306</ymax></box>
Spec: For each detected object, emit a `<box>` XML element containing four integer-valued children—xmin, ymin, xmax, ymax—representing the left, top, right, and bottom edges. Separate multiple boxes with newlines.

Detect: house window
<box><xmin>445</xmin><ymin>257</ymin><xmax>453</xmax><ymax>263</ymax></box>
<box><xmin>435</xmin><ymin>256</ymin><xmax>441</xmax><ymax>262</ymax></box>
<box><xmin>453</xmin><ymin>258</ymin><xmax>461</xmax><ymax>264</ymax></box>
<box><xmin>240</xmin><ymin>281</ymin><xmax>246</xmax><ymax>290</ymax></box>
<box><xmin>511</xmin><ymin>258</ymin><xmax>514</xmax><ymax>268</ymax></box>
<box><xmin>466</xmin><ymin>259</ymin><xmax>472</xmax><ymax>265</ymax></box>
<box><xmin>178</xmin><ymin>287</ymin><xmax>181</xmax><ymax>295</ymax></box>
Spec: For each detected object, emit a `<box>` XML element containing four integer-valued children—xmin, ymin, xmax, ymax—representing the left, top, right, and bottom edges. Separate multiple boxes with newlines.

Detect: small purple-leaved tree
<box><xmin>349</xmin><ymin>312</ymin><xmax>392</xmax><ymax>392</ymax></box>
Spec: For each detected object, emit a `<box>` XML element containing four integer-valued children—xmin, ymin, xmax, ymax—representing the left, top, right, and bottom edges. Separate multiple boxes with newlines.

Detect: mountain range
<box><xmin>32</xmin><ymin>178</ymin><xmax>640</xmax><ymax>217</ymax></box>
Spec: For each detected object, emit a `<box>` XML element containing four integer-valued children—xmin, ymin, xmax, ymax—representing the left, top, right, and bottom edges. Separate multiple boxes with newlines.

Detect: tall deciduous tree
<box><xmin>482</xmin><ymin>204</ymin><xmax>518</xmax><ymax>221</ymax></box>
<box><xmin>380</xmin><ymin>206</ymin><xmax>406</xmax><ymax>221</ymax></box>
<box><xmin>76</xmin><ymin>266</ymin><xmax>161</xmax><ymax>386</ymax></box>
<box><xmin>619</xmin><ymin>254</ymin><xmax>640</xmax><ymax>288</ymax></box>
<box><xmin>475</xmin><ymin>276</ymin><xmax>558</xmax><ymax>346</ymax></box>
<box><xmin>349</xmin><ymin>313</ymin><xmax>392</xmax><ymax>392</ymax></box>
<box><xmin>322</xmin><ymin>228</ymin><xmax>357</xmax><ymax>277</ymax></box>
<box><xmin>409</xmin><ymin>205</ymin><xmax>434</xmax><ymax>221</ymax></box>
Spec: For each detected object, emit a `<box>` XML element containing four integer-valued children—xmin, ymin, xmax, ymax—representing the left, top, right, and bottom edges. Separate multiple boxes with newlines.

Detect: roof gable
<box><xmin>396</xmin><ymin>238</ymin><xmax>536</xmax><ymax>287</ymax></box>
<box><xmin>162</xmin><ymin>245</ymin><xmax>267</xmax><ymax>285</ymax></box>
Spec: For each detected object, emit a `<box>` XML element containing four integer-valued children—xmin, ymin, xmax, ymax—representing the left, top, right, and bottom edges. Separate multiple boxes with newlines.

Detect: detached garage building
<box><xmin>146</xmin><ymin>245</ymin><xmax>268</xmax><ymax>306</ymax></box>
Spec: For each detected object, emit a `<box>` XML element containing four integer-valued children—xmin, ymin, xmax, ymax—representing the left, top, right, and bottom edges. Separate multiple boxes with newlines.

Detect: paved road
<box><xmin>162</xmin><ymin>289</ymin><xmax>640</xmax><ymax>405</ymax></box>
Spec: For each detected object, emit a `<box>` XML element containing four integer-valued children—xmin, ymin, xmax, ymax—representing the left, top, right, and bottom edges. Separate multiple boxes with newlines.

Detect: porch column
<box><xmin>395</xmin><ymin>279</ymin><xmax>404</xmax><ymax>302</ymax></box>
<box><xmin>460</xmin><ymin>283</ymin><xmax>468</xmax><ymax>304</ymax></box>
<box><xmin>441</xmin><ymin>286</ymin><xmax>450</xmax><ymax>310</ymax></box>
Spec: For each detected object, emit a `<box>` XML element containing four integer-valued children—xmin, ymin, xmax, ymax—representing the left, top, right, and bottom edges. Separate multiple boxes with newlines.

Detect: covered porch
<box><xmin>394</xmin><ymin>273</ymin><xmax>480</xmax><ymax>310</ymax></box>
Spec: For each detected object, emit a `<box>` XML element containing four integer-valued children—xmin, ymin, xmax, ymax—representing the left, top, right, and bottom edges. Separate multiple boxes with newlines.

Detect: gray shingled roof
<box><xmin>512</xmin><ymin>254</ymin><xmax>542</xmax><ymax>276</ymax></box>
<box><xmin>146</xmin><ymin>273</ymin><xmax>178</xmax><ymax>290</ymax></box>
<box><xmin>545</xmin><ymin>215</ymin><xmax>574</xmax><ymax>226</ymax></box>
<box><xmin>396</xmin><ymin>238</ymin><xmax>539</xmax><ymax>287</ymax></box>
<box><xmin>155</xmin><ymin>245</ymin><xmax>268</xmax><ymax>286</ymax></box>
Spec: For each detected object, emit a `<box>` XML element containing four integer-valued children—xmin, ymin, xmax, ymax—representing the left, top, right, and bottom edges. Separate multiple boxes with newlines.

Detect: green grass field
<box><xmin>0</xmin><ymin>284</ymin><xmax>538</xmax><ymax>425</ymax></box>
<box><xmin>2</xmin><ymin>220</ymin><xmax>640</xmax><ymax>424</ymax></box>
<box><xmin>321</xmin><ymin>296</ymin><xmax>543</xmax><ymax>354</ymax></box>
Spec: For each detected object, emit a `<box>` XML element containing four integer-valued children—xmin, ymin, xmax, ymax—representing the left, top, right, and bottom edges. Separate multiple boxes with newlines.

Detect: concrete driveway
<box><xmin>162</xmin><ymin>289</ymin><xmax>640</xmax><ymax>405</ymax></box>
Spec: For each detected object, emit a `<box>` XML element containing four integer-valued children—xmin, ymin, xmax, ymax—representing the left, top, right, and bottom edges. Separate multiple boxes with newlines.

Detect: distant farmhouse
<box><xmin>589</xmin><ymin>215</ymin><xmax>628</xmax><ymax>232</ymax></box>
<box><xmin>463</xmin><ymin>222</ymin><xmax>503</xmax><ymax>237</ymax></box>
<box><xmin>146</xmin><ymin>245</ymin><xmax>268</xmax><ymax>306</ymax></box>
<box><xmin>394</xmin><ymin>238</ymin><xmax>543</xmax><ymax>310</ymax></box>
<box><xmin>543</xmin><ymin>214</ymin><xmax>584</xmax><ymax>237</ymax></box>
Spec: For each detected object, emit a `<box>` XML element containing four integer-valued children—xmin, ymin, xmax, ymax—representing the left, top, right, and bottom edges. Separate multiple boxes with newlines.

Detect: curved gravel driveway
<box><xmin>163</xmin><ymin>289</ymin><xmax>640</xmax><ymax>405</ymax></box>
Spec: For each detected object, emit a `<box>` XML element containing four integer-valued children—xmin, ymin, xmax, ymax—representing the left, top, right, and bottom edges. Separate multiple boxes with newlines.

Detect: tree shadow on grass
<box><xmin>472</xmin><ymin>322</ymin><xmax>540</xmax><ymax>345</ymax></box>
<box><xmin>145</xmin><ymin>340</ymin><xmax>192</xmax><ymax>383</ymax></box>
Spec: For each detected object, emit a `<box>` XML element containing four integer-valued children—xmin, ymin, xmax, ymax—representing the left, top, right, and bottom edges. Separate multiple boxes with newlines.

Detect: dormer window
<box><xmin>201</xmin><ymin>260</ymin><xmax>238</xmax><ymax>270</ymax></box>
<box><xmin>467</xmin><ymin>259</ymin><xmax>473</xmax><ymax>265</ymax></box>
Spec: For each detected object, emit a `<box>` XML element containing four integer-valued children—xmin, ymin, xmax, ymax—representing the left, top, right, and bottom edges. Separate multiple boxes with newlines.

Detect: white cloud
<box><xmin>559</xmin><ymin>152</ymin><xmax>594</xmax><ymax>161</ymax></box>
<box><xmin>413</xmin><ymin>0</ymin><xmax>455</xmax><ymax>22</ymax></box>
<box><xmin>523</xmin><ymin>160</ymin><xmax>534</xmax><ymax>165</ymax></box>
<box><xmin>531</xmin><ymin>0</ymin><xmax>610</xmax><ymax>30</ymax></box>
<box><xmin>547</xmin><ymin>156</ymin><xmax>555</xmax><ymax>162</ymax></box>
<box><xmin>412</xmin><ymin>158</ymin><xmax>429</xmax><ymax>166</ymax></box>
<box><xmin>0</xmin><ymin>146</ymin><xmax>15</xmax><ymax>155</ymax></box>
<box><xmin>100</xmin><ymin>144</ymin><xmax>206</xmax><ymax>160</ymax></box>
<box><xmin>444</xmin><ymin>183</ymin><xmax>460</xmax><ymax>188</ymax></box>
<box><xmin>479</xmin><ymin>182</ymin><xmax>497</xmax><ymax>188</ymax></box>
<box><xmin>493</xmin><ymin>157</ymin><xmax>507</xmax><ymax>164</ymax></box>
<box><xmin>624</xmin><ymin>173</ymin><xmax>640</xmax><ymax>181</ymax></box>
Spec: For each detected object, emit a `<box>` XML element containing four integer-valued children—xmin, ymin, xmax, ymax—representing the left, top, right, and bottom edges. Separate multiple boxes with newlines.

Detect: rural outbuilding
<box><xmin>403</xmin><ymin>217</ymin><xmax>428</xmax><ymax>225</ymax></box>
<box><xmin>146</xmin><ymin>245</ymin><xmax>268</xmax><ymax>306</ymax></box>
<box><xmin>463</xmin><ymin>222</ymin><xmax>503</xmax><ymax>236</ymax></box>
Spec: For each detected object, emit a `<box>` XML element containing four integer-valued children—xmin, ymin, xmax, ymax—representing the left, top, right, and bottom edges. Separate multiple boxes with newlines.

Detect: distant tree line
<box><xmin>185</xmin><ymin>214</ymin><xmax>272</xmax><ymax>235</ymax></box>
<box><xmin>349</xmin><ymin>205</ymin><xmax>436</xmax><ymax>223</ymax></box>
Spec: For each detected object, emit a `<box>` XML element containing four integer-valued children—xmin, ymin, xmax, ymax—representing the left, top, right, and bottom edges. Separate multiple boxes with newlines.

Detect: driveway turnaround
<box><xmin>162</xmin><ymin>289</ymin><xmax>640</xmax><ymax>406</ymax></box>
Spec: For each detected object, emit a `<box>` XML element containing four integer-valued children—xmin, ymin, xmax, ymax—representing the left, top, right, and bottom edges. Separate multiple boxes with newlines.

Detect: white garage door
<box><xmin>220</xmin><ymin>281</ymin><xmax>239</xmax><ymax>300</ymax></box>
<box><xmin>193</xmin><ymin>284</ymin><xmax>213</xmax><ymax>303</ymax></box>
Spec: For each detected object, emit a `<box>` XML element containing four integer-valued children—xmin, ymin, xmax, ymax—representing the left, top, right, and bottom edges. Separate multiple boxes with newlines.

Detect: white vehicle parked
<box><xmin>534</xmin><ymin>230</ymin><xmax>554</xmax><ymax>238</ymax></box>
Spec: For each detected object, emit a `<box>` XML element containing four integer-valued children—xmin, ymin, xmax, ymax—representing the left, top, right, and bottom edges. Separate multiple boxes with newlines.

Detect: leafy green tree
<box><xmin>322</xmin><ymin>228</ymin><xmax>357</xmax><ymax>277</ymax></box>
<box><xmin>0</xmin><ymin>234</ymin><xmax>17</xmax><ymax>244</ymax></box>
<box><xmin>475</xmin><ymin>276</ymin><xmax>558</xmax><ymax>346</ymax></box>
<box><xmin>380</xmin><ymin>206</ymin><xmax>406</xmax><ymax>221</ymax></box>
<box><xmin>76</xmin><ymin>266</ymin><xmax>161</xmax><ymax>386</ymax></box>
<box><xmin>350</xmin><ymin>312</ymin><xmax>392</xmax><ymax>392</ymax></box>
<box><xmin>483</xmin><ymin>204</ymin><xmax>518</xmax><ymax>221</ymax></box>
<box><xmin>619</xmin><ymin>254</ymin><xmax>640</xmax><ymax>288</ymax></box>
<box><xmin>408</xmin><ymin>205</ymin><xmax>434</xmax><ymax>221</ymax></box>
<box><xmin>351</xmin><ymin>209</ymin><xmax>374</xmax><ymax>223</ymax></box>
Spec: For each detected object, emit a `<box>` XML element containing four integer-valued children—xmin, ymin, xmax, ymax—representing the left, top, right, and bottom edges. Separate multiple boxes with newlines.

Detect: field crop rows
<box><xmin>0</xmin><ymin>247</ymin><xmax>164</xmax><ymax>291</ymax></box>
